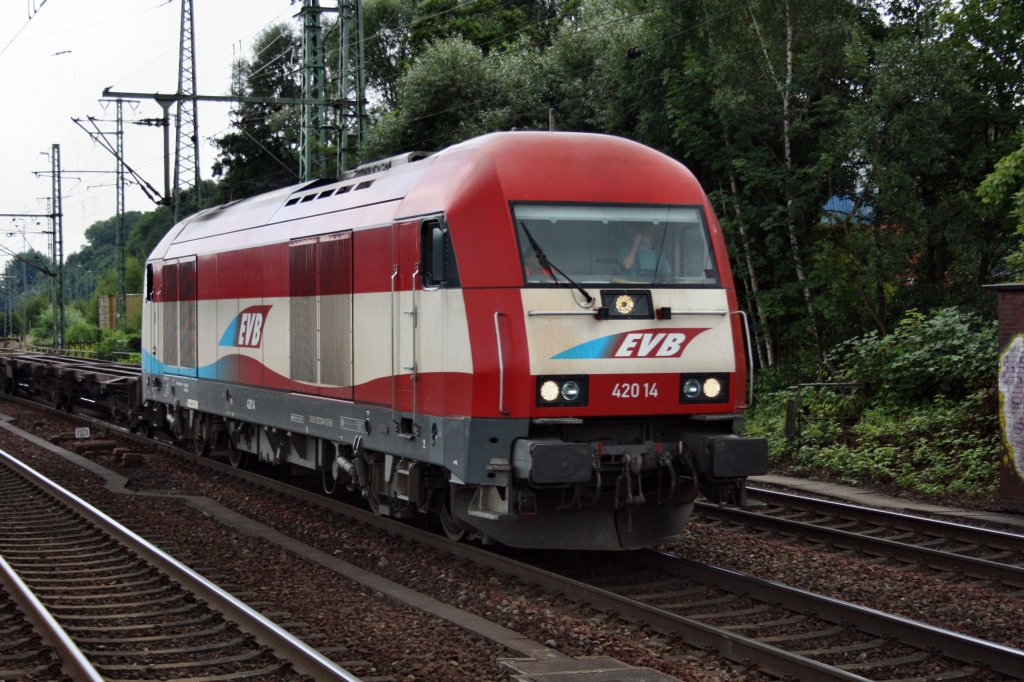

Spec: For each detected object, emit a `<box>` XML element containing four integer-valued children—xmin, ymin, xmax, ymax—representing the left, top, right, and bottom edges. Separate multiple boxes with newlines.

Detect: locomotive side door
<box><xmin>177</xmin><ymin>257</ymin><xmax>198</xmax><ymax>378</ymax></box>
<box><xmin>318</xmin><ymin>231</ymin><xmax>353</xmax><ymax>399</ymax></box>
<box><xmin>392</xmin><ymin>219</ymin><xmax>420</xmax><ymax>438</ymax></box>
<box><xmin>145</xmin><ymin>262</ymin><xmax>160</xmax><ymax>371</ymax></box>
<box><xmin>149</xmin><ymin>257</ymin><xmax>197</xmax><ymax>377</ymax></box>
<box><xmin>393</xmin><ymin>216</ymin><xmax>451</xmax><ymax>440</ymax></box>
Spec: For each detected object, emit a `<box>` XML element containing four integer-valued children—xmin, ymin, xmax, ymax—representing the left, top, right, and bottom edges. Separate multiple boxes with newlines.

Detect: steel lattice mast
<box><xmin>116</xmin><ymin>100</ymin><xmax>127</xmax><ymax>328</ymax></box>
<box><xmin>50</xmin><ymin>145</ymin><xmax>64</xmax><ymax>349</ymax></box>
<box><xmin>173</xmin><ymin>0</ymin><xmax>200</xmax><ymax>222</ymax></box>
<box><xmin>337</xmin><ymin>0</ymin><xmax>367</xmax><ymax>175</ymax></box>
<box><xmin>299</xmin><ymin>0</ymin><xmax>367</xmax><ymax>179</ymax></box>
<box><xmin>300</xmin><ymin>0</ymin><xmax>327</xmax><ymax>181</ymax></box>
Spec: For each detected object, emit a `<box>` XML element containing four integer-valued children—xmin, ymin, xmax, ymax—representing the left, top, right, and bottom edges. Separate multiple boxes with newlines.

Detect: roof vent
<box><xmin>345</xmin><ymin>151</ymin><xmax>431</xmax><ymax>179</ymax></box>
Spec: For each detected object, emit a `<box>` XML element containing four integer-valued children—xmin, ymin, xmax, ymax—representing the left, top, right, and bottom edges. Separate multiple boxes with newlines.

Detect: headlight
<box><xmin>682</xmin><ymin>378</ymin><xmax>702</xmax><ymax>399</ymax></box>
<box><xmin>537</xmin><ymin>376</ymin><xmax>588</xmax><ymax>407</ymax></box>
<box><xmin>539</xmin><ymin>380</ymin><xmax>560</xmax><ymax>402</ymax></box>
<box><xmin>679</xmin><ymin>374</ymin><xmax>729</xmax><ymax>403</ymax></box>
<box><xmin>599</xmin><ymin>290</ymin><xmax>653</xmax><ymax>319</ymax></box>
<box><xmin>561</xmin><ymin>381</ymin><xmax>580</xmax><ymax>401</ymax></box>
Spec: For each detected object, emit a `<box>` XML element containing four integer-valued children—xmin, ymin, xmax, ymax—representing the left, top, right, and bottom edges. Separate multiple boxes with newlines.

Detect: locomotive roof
<box><xmin>150</xmin><ymin>131</ymin><xmax>703</xmax><ymax>262</ymax></box>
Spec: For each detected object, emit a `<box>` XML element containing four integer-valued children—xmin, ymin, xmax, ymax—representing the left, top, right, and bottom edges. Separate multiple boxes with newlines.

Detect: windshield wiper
<box><xmin>519</xmin><ymin>221</ymin><xmax>594</xmax><ymax>305</ymax></box>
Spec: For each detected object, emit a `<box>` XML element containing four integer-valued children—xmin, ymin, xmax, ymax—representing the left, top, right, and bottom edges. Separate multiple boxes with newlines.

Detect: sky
<box><xmin>0</xmin><ymin>0</ymin><xmax>301</xmax><ymax>263</ymax></box>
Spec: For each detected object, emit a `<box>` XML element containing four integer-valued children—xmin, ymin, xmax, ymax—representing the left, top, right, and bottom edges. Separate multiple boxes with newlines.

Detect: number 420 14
<box><xmin>611</xmin><ymin>382</ymin><xmax>659</xmax><ymax>399</ymax></box>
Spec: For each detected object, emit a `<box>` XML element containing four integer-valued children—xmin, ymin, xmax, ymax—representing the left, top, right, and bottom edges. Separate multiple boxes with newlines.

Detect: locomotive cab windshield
<box><xmin>513</xmin><ymin>203</ymin><xmax>719</xmax><ymax>287</ymax></box>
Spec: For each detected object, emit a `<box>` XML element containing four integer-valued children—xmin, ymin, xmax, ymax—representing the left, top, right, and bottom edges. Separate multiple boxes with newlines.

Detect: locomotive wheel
<box><xmin>321</xmin><ymin>465</ymin><xmax>338</xmax><ymax>495</ymax></box>
<box><xmin>228</xmin><ymin>447</ymin><xmax>247</xmax><ymax>468</ymax></box>
<box><xmin>168</xmin><ymin>408</ymin><xmax>187</xmax><ymax>445</ymax></box>
<box><xmin>439</xmin><ymin>494</ymin><xmax>466</xmax><ymax>542</ymax></box>
<box><xmin>108</xmin><ymin>393</ymin><xmax>130</xmax><ymax>427</ymax></box>
<box><xmin>192</xmin><ymin>432</ymin><xmax>210</xmax><ymax>457</ymax></box>
<box><xmin>191</xmin><ymin>414</ymin><xmax>211</xmax><ymax>457</ymax></box>
<box><xmin>227</xmin><ymin>442</ymin><xmax>248</xmax><ymax>469</ymax></box>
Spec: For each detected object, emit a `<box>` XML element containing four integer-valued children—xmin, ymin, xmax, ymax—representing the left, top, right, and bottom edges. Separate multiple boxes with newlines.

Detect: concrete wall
<box><xmin>993</xmin><ymin>284</ymin><xmax>1024</xmax><ymax>512</ymax></box>
<box><xmin>98</xmin><ymin>294</ymin><xmax>142</xmax><ymax>330</ymax></box>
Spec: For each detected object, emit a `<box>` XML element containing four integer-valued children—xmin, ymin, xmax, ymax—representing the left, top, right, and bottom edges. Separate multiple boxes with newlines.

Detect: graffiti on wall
<box><xmin>998</xmin><ymin>333</ymin><xmax>1024</xmax><ymax>480</ymax></box>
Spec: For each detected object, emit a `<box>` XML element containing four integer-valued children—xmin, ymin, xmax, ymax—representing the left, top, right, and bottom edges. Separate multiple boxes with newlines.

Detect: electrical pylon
<box><xmin>337</xmin><ymin>0</ymin><xmax>367</xmax><ymax>175</ymax></box>
<box><xmin>173</xmin><ymin>0</ymin><xmax>201</xmax><ymax>222</ymax></box>
<box><xmin>116</xmin><ymin>100</ymin><xmax>126</xmax><ymax>328</ymax></box>
<box><xmin>50</xmin><ymin>145</ymin><xmax>65</xmax><ymax>350</ymax></box>
<box><xmin>300</xmin><ymin>0</ymin><xmax>327</xmax><ymax>181</ymax></box>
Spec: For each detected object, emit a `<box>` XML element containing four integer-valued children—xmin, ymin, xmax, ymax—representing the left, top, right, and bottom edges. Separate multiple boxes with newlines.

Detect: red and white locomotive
<box><xmin>141</xmin><ymin>131</ymin><xmax>767</xmax><ymax>549</ymax></box>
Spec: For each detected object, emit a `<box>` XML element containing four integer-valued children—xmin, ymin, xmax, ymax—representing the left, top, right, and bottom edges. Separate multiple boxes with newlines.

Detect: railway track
<box><xmin>110</xmin><ymin>441</ymin><xmax>1024</xmax><ymax>679</ymax></box>
<box><xmin>696</xmin><ymin>487</ymin><xmax>1024</xmax><ymax>593</ymax></box>
<box><xmin>0</xmin><ymin>447</ymin><xmax>359</xmax><ymax>682</ymax></box>
<box><xmin>7</xmin><ymin>393</ymin><xmax>1024</xmax><ymax>680</ymax></box>
<box><xmin>531</xmin><ymin>549</ymin><xmax>1024</xmax><ymax>681</ymax></box>
<box><xmin>1</xmin><ymin>553</ymin><xmax>91</xmax><ymax>680</ymax></box>
<box><xmin>131</xmin><ymin>450</ymin><xmax>1024</xmax><ymax>681</ymax></box>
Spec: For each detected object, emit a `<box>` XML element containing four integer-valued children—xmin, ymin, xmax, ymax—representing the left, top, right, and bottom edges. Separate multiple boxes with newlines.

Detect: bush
<box><xmin>747</xmin><ymin>308</ymin><xmax>1000</xmax><ymax>500</ymax></box>
<box><xmin>830</xmin><ymin>308</ymin><xmax>996</xmax><ymax>405</ymax></box>
<box><xmin>30</xmin><ymin>304</ymin><xmax>93</xmax><ymax>347</ymax></box>
<box><xmin>66</xmin><ymin>320</ymin><xmax>102</xmax><ymax>345</ymax></box>
<box><xmin>96</xmin><ymin>329</ymin><xmax>142</xmax><ymax>362</ymax></box>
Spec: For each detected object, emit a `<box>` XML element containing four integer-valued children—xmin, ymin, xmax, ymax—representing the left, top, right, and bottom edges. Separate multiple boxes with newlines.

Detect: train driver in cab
<box><xmin>620</xmin><ymin>224</ymin><xmax>670</xmax><ymax>280</ymax></box>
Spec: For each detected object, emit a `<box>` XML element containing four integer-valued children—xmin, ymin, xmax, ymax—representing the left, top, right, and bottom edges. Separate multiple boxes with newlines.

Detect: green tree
<box><xmin>31</xmin><ymin>303</ymin><xmax>88</xmax><ymax>345</ymax></box>
<box><xmin>832</xmin><ymin>1</ymin><xmax>1022</xmax><ymax>320</ymax></box>
<box><xmin>542</xmin><ymin>0</ymin><xmax>646</xmax><ymax>136</ymax></box>
<box><xmin>362</xmin><ymin>36</ymin><xmax>549</xmax><ymax>158</ymax></box>
<box><xmin>657</xmin><ymin>0</ymin><xmax>859</xmax><ymax>366</ymax></box>
<box><xmin>361</xmin><ymin>0</ymin><xmax>584</xmax><ymax>156</ymax></box>
<box><xmin>978</xmin><ymin>131</ymin><xmax>1024</xmax><ymax>273</ymax></box>
<box><xmin>64</xmin><ymin>211</ymin><xmax>144</xmax><ymax>303</ymax></box>
<box><xmin>2</xmin><ymin>249</ymin><xmax>52</xmax><ymax>290</ymax></box>
<box><xmin>408</xmin><ymin>0</ymin><xmax>578</xmax><ymax>54</ymax></box>
<box><xmin>125</xmin><ymin>205</ymin><xmax>174</xmax><ymax>264</ymax></box>
<box><xmin>212</xmin><ymin>23</ymin><xmax>304</xmax><ymax>198</ymax></box>
<box><xmin>184</xmin><ymin>0</ymin><xmax>1024</xmax><ymax>386</ymax></box>
<box><xmin>364</xmin><ymin>0</ymin><xmax>419</xmax><ymax>108</ymax></box>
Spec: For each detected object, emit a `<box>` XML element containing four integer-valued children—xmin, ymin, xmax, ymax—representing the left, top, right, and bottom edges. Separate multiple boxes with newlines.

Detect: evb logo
<box><xmin>613</xmin><ymin>332</ymin><xmax>688</xmax><ymax>358</ymax></box>
<box><xmin>551</xmin><ymin>327</ymin><xmax>708</xmax><ymax>360</ymax></box>
<box><xmin>219</xmin><ymin>305</ymin><xmax>272</xmax><ymax>348</ymax></box>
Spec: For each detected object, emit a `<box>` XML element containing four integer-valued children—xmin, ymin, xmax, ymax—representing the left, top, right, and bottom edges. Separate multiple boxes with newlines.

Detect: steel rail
<box><xmin>0</xmin><ymin>554</ymin><xmax>103</xmax><ymax>682</ymax></box>
<box><xmin>747</xmin><ymin>486</ymin><xmax>1024</xmax><ymax>547</ymax></box>
<box><xmin>481</xmin><ymin>558</ymin><xmax>874</xmax><ymax>682</ymax></box>
<box><xmin>0</xmin><ymin>447</ymin><xmax>361</xmax><ymax>682</ymax></box>
<box><xmin>640</xmin><ymin>550</ymin><xmax>1024</xmax><ymax>678</ymax></box>
<box><xmin>698</xmin><ymin>492</ymin><xmax>1024</xmax><ymax>589</ymax></box>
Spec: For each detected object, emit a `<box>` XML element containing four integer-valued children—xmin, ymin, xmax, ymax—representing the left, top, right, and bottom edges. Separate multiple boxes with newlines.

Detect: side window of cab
<box><xmin>145</xmin><ymin>263</ymin><xmax>155</xmax><ymax>301</ymax></box>
<box><xmin>420</xmin><ymin>218</ymin><xmax>460</xmax><ymax>289</ymax></box>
